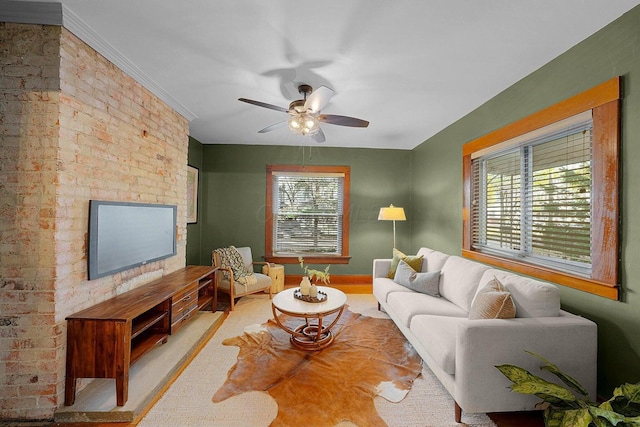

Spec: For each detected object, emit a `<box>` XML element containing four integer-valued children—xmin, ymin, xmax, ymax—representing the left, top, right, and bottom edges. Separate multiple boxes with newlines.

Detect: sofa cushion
<box><xmin>387</xmin><ymin>291</ymin><xmax>468</xmax><ymax>328</ymax></box>
<box><xmin>468</xmin><ymin>277</ymin><xmax>516</xmax><ymax>320</ymax></box>
<box><xmin>387</xmin><ymin>248</ymin><xmax>424</xmax><ymax>278</ymax></box>
<box><xmin>373</xmin><ymin>277</ymin><xmax>414</xmax><ymax>303</ymax></box>
<box><xmin>476</xmin><ymin>269</ymin><xmax>560</xmax><ymax>318</ymax></box>
<box><xmin>393</xmin><ymin>260</ymin><xmax>441</xmax><ymax>297</ymax></box>
<box><xmin>218</xmin><ymin>273</ymin><xmax>271</xmax><ymax>294</ymax></box>
<box><xmin>439</xmin><ymin>256</ymin><xmax>490</xmax><ymax>312</ymax></box>
<box><xmin>410</xmin><ymin>315</ymin><xmax>460</xmax><ymax>375</ymax></box>
<box><xmin>416</xmin><ymin>247</ymin><xmax>450</xmax><ymax>273</ymax></box>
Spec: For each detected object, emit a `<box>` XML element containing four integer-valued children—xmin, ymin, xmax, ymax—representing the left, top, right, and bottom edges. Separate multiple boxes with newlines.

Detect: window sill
<box><xmin>264</xmin><ymin>255</ymin><xmax>351</xmax><ymax>265</ymax></box>
<box><xmin>462</xmin><ymin>249</ymin><xmax>619</xmax><ymax>300</ymax></box>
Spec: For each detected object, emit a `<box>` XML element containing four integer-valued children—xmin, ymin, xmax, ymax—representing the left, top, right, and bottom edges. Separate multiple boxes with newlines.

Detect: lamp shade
<box><xmin>378</xmin><ymin>204</ymin><xmax>406</xmax><ymax>221</ymax></box>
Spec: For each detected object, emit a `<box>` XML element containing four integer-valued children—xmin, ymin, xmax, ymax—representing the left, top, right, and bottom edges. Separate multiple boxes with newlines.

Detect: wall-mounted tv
<box><xmin>88</xmin><ymin>200</ymin><xmax>177</xmax><ymax>280</ymax></box>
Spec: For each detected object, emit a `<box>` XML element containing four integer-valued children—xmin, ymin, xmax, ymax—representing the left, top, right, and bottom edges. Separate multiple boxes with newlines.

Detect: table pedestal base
<box><xmin>291</xmin><ymin>324</ymin><xmax>334</xmax><ymax>350</ymax></box>
<box><xmin>271</xmin><ymin>287</ymin><xmax>347</xmax><ymax>352</ymax></box>
<box><xmin>271</xmin><ymin>303</ymin><xmax>344</xmax><ymax>352</ymax></box>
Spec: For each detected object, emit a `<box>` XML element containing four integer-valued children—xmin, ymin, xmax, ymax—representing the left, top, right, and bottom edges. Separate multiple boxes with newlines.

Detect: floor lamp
<box><xmin>378</xmin><ymin>204</ymin><xmax>406</xmax><ymax>249</ymax></box>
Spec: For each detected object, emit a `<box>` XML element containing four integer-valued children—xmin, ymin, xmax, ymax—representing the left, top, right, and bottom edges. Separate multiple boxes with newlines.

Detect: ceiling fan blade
<box><xmin>318</xmin><ymin>114</ymin><xmax>369</xmax><ymax>128</ymax></box>
<box><xmin>238</xmin><ymin>98</ymin><xmax>289</xmax><ymax>113</ymax></box>
<box><xmin>304</xmin><ymin>86</ymin><xmax>334</xmax><ymax>113</ymax></box>
<box><xmin>311</xmin><ymin>128</ymin><xmax>326</xmax><ymax>143</ymax></box>
<box><xmin>258</xmin><ymin>121</ymin><xmax>288</xmax><ymax>133</ymax></box>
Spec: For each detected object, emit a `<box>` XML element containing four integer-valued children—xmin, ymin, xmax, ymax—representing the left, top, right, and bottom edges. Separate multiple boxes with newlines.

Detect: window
<box><xmin>472</xmin><ymin>112</ymin><xmax>593</xmax><ymax>275</ymax></box>
<box><xmin>463</xmin><ymin>77</ymin><xmax>621</xmax><ymax>300</ymax></box>
<box><xmin>265</xmin><ymin>165</ymin><xmax>350</xmax><ymax>265</ymax></box>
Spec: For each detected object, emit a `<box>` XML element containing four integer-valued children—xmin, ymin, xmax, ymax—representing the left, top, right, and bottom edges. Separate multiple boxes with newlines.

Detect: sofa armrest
<box><xmin>454</xmin><ymin>313</ymin><xmax>597</xmax><ymax>413</ymax></box>
<box><xmin>373</xmin><ymin>259</ymin><xmax>392</xmax><ymax>279</ymax></box>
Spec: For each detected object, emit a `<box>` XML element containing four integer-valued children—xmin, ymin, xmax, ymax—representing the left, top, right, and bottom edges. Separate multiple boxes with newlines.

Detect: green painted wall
<box><xmin>410</xmin><ymin>6</ymin><xmax>640</xmax><ymax>397</ymax></box>
<box><xmin>196</xmin><ymin>144</ymin><xmax>412</xmax><ymax>275</ymax></box>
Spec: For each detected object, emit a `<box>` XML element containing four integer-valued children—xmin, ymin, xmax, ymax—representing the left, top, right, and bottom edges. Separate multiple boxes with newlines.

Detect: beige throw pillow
<box><xmin>387</xmin><ymin>248</ymin><xmax>424</xmax><ymax>279</ymax></box>
<box><xmin>468</xmin><ymin>277</ymin><xmax>516</xmax><ymax>320</ymax></box>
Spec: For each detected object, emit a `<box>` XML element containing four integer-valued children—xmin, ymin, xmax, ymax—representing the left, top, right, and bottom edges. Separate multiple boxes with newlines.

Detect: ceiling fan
<box><xmin>238</xmin><ymin>84</ymin><xmax>369</xmax><ymax>143</ymax></box>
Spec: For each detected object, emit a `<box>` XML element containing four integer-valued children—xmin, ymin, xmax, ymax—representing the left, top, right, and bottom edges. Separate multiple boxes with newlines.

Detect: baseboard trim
<box><xmin>284</xmin><ymin>274</ymin><xmax>372</xmax><ymax>294</ymax></box>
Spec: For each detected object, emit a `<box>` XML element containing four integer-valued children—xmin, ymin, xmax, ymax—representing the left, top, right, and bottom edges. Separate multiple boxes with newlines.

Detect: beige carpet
<box><xmin>138</xmin><ymin>294</ymin><xmax>497</xmax><ymax>427</ymax></box>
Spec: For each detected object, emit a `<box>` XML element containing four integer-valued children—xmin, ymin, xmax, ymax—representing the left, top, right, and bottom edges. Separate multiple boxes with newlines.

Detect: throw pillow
<box><xmin>387</xmin><ymin>248</ymin><xmax>424</xmax><ymax>279</ymax></box>
<box><xmin>468</xmin><ymin>276</ymin><xmax>516</xmax><ymax>320</ymax></box>
<box><xmin>393</xmin><ymin>260</ymin><xmax>441</xmax><ymax>297</ymax></box>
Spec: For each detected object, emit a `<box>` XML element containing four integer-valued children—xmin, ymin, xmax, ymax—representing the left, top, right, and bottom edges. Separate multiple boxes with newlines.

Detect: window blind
<box><xmin>272</xmin><ymin>172</ymin><xmax>344</xmax><ymax>255</ymax></box>
<box><xmin>472</xmin><ymin>117</ymin><xmax>593</xmax><ymax>274</ymax></box>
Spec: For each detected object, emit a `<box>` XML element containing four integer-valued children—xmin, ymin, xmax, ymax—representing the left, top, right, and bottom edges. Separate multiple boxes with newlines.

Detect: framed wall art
<box><xmin>186</xmin><ymin>165</ymin><xmax>199</xmax><ymax>224</ymax></box>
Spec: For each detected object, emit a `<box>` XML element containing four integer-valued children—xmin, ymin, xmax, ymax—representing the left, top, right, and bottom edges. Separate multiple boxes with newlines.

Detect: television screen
<box><xmin>88</xmin><ymin>200</ymin><xmax>177</xmax><ymax>280</ymax></box>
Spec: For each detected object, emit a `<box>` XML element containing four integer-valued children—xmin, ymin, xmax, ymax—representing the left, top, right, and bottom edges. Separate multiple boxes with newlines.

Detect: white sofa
<box><xmin>373</xmin><ymin>247</ymin><xmax>597</xmax><ymax>423</ymax></box>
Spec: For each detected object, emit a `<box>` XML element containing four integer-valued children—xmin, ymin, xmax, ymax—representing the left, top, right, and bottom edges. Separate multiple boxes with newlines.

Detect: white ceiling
<box><xmin>7</xmin><ymin>1</ymin><xmax>640</xmax><ymax>149</ymax></box>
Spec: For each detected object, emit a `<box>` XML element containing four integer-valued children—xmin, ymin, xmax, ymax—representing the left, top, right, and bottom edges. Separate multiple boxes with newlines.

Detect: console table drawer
<box><xmin>171</xmin><ymin>304</ymin><xmax>198</xmax><ymax>334</ymax></box>
<box><xmin>171</xmin><ymin>285</ymin><xmax>198</xmax><ymax>333</ymax></box>
<box><xmin>173</xmin><ymin>282</ymin><xmax>197</xmax><ymax>303</ymax></box>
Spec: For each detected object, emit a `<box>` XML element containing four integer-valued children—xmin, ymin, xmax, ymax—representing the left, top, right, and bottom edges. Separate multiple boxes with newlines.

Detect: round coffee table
<box><xmin>271</xmin><ymin>286</ymin><xmax>347</xmax><ymax>351</ymax></box>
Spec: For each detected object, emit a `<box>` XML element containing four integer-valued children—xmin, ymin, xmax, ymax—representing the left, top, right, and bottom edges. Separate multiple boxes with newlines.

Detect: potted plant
<box><xmin>496</xmin><ymin>350</ymin><xmax>640</xmax><ymax>426</ymax></box>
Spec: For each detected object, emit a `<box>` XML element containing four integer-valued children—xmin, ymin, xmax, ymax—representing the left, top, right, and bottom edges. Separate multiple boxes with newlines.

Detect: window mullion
<box><xmin>521</xmin><ymin>146</ymin><xmax>533</xmax><ymax>256</ymax></box>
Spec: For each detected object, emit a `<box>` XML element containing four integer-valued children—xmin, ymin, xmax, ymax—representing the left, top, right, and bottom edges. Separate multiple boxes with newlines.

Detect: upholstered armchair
<box><xmin>212</xmin><ymin>246</ymin><xmax>273</xmax><ymax>311</ymax></box>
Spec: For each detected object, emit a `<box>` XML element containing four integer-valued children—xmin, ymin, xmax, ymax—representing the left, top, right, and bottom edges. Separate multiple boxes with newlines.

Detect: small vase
<box><xmin>300</xmin><ymin>276</ymin><xmax>311</xmax><ymax>296</ymax></box>
<box><xmin>309</xmin><ymin>284</ymin><xmax>318</xmax><ymax>298</ymax></box>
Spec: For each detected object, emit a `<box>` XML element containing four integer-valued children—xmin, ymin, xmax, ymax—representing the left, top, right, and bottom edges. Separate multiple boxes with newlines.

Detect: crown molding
<box><xmin>1</xmin><ymin>1</ymin><xmax>197</xmax><ymax>121</ymax></box>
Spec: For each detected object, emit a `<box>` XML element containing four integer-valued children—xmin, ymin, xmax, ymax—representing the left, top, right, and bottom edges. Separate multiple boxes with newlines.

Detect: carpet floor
<box><xmin>137</xmin><ymin>293</ymin><xmax>497</xmax><ymax>427</ymax></box>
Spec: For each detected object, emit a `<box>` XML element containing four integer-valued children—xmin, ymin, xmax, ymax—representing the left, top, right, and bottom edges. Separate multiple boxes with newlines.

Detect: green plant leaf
<box><xmin>510</xmin><ymin>380</ymin><xmax>576</xmax><ymax>401</ymax></box>
<box><xmin>525</xmin><ymin>350</ymin><xmax>590</xmax><ymax>398</ymax></box>
<box><xmin>623</xmin><ymin>415</ymin><xmax>640</xmax><ymax>426</ymax></box>
<box><xmin>536</xmin><ymin>394</ymin><xmax>575</xmax><ymax>407</ymax></box>
<box><xmin>591</xmin><ymin>415</ymin><xmax>615</xmax><ymax>427</ymax></box>
<box><xmin>605</xmin><ymin>383</ymin><xmax>640</xmax><ymax>417</ymax></box>
<box><xmin>496</xmin><ymin>364</ymin><xmax>538</xmax><ymax>383</ymax></box>
<box><xmin>589</xmin><ymin>406</ymin><xmax>626</xmax><ymax>426</ymax></box>
<box><xmin>544</xmin><ymin>407</ymin><xmax>593</xmax><ymax>427</ymax></box>
<box><xmin>544</xmin><ymin>407</ymin><xmax>565</xmax><ymax>427</ymax></box>
<box><xmin>606</xmin><ymin>398</ymin><xmax>640</xmax><ymax>418</ymax></box>
<box><xmin>613</xmin><ymin>383</ymin><xmax>640</xmax><ymax>404</ymax></box>
<box><xmin>500</xmin><ymin>354</ymin><xmax>639</xmax><ymax>426</ymax></box>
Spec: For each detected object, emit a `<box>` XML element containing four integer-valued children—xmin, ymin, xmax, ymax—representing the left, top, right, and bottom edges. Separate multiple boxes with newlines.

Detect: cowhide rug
<box><xmin>212</xmin><ymin>306</ymin><xmax>422</xmax><ymax>427</ymax></box>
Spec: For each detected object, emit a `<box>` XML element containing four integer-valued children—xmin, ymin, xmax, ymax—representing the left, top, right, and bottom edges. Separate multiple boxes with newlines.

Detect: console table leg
<box><xmin>116</xmin><ymin>372</ymin><xmax>128</xmax><ymax>407</ymax></box>
<box><xmin>64</xmin><ymin>376</ymin><xmax>76</xmax><ymax>406</ymax></box>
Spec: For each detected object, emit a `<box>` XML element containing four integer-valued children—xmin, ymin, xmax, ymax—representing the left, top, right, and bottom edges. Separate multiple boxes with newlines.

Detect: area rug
<box><xmin>213</xmin><ymin>307</ymin><xmax>423</xmax><ymax>427</ymax></box>
<box><xmin>137</xmin><ymin>294</ymin><xmax>497</xmax><ymax>427</ymax></box>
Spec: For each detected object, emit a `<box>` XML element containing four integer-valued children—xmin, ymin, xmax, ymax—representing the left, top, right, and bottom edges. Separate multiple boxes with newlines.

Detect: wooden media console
<box><xmin>64</xmin><ymin>265</ymin><xmax>217</xmax><ymax>407</ymax></box>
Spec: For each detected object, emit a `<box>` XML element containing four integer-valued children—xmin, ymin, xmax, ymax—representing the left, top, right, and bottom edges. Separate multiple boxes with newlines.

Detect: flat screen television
<box><xmin>88</xmin><ymin>200</ymin><xmax>177</xmax><ymax>280</ymax></box>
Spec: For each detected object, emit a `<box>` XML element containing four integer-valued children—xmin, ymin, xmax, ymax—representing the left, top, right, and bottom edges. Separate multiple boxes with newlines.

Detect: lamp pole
<box><xmin>378</xmin><ymin>204</ymin><xmax>406</xmax><ymax>250</ymax></box>
<box><xmin>392</xmin><ymin>219</ymin><xmax>397</xmax><ymax>249</ymax></box>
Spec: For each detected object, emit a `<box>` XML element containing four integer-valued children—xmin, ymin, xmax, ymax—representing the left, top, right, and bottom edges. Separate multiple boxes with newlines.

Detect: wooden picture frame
<box><xmin>186</xmin><ymin>165</ymin><xmax>199</xmax><ymax>224</ymax></box>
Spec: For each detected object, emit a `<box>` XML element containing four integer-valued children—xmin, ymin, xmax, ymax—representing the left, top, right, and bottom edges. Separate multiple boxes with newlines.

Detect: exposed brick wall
<box><xmin>0</xmin><ymin>23</ymin><xmax>189</xmax><ymax>420</ymax></box>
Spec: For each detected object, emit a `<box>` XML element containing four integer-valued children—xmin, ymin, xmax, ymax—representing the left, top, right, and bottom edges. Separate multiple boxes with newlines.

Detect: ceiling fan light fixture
<box><xmin>288</xmin><ymin>113</ymin><xmax>320</xmax><ymax>136</ymax></box>
<box><xmin>240</xmin><ymin>83</ymin><xmax>368</xmax><ymax>141</ymax></box>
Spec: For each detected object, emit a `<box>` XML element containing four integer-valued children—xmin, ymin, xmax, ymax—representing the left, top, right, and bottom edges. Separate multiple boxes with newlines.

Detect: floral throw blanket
<box><xmin>214</xmin><ymin>246</ymin><xmax>257</xmax><ymax>288</ymax></box>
